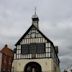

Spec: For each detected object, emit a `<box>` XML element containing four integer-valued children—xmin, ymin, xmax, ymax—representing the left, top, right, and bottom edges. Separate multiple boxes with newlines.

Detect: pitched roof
<box><xmin>15</xmin><ymin>25</ymin><xmax>53</xmax><ymax>46</ymax></box>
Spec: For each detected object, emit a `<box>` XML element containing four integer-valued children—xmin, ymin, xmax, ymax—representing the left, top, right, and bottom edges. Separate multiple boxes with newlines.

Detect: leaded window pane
<box><xmin>21</xmin><ymin>44</ymin><xmax>29</xmax><ymax>54</ymax></box>
<box><xmin>36</xmin><ymin>43</ymin><xmax>45</xmax><ymax>54</ymax></box>
<box><xmin>29</xmin><ymin>44</ymin><xmax>36</xmax><ymax>54</ymax></box>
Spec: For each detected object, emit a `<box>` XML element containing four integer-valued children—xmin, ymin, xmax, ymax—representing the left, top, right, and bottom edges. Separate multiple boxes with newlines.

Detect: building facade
<box><xmin>0</xmin><ymin>51</ymin><xmax>2</xmax><ymax>72</ymax></box>
<box><xmin>0</xmin><ymin>45</ymin><xmax>14</xmax><ymax>72</ymax></box>
<box><xmin>12</xmin><ymin>12</ymin><xmax>60</xmax><ymax>72</ymax></box>
<box><xmin>64</xmin><ymin>65</ymin><xmax>72</xmax><ymax>72</ymax></box>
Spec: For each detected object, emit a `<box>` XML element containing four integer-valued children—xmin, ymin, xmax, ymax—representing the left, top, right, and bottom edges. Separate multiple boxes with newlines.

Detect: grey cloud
<box><xmin>60</xmin><ymin>58</ymin><xmax>72</xmax><ymax>71</ymax></box>
<box><xmin>0</xmin><ymin>0</ymin><xmax>72</xmax><ymax>72</ymax></box>
<box><xmin>40</xmin><ymin>19</ymin><xmax>72</xmax><ymax>72</ymax></box>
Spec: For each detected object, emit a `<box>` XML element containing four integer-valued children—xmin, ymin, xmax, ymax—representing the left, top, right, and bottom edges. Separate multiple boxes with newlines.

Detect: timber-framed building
<box><xmin>12</xmin><ymin>12</ymin><xmax>60</xmax><ymax>72</ymax></box>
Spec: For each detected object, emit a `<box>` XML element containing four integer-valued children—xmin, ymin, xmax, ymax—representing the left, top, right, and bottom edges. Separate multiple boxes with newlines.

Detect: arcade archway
<box><xmin>24</xmin><ymin>62</ymin><xmax>42</xmax><ymax>72</ymax></box>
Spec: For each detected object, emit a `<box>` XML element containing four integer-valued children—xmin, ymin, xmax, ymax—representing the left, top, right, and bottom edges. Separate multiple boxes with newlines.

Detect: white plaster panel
<box><xmin>17</xmin><ymin>45</ymin><xmax>21</xmax><ymax>50</ymax></box>
<box><xmin>13</xmin><ymin>59</ymin><xmax>53</xmax><ymax>72</ymax></box>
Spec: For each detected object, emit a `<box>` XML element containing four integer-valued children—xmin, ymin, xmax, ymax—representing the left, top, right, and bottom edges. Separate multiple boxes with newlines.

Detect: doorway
<box><xmin>24</xmin><ymin>62</ymin><xmax>42</xmax><ymax>72</ymax></box>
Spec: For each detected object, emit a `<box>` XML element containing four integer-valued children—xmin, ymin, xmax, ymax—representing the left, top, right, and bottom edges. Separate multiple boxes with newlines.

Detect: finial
<box><xmin>32</xmin><ymin>7</ymin><xmax>38</xmax><ymax>18</ymax></box>
<box><xmin>4</xmin><ymin>44</ymin><xmax>8</xmax><ymax>48</ymax></box>
<box><xmin>34</xmin><ymin>7</ymin><xmax>37</xmax><ymax>15</ymax></box>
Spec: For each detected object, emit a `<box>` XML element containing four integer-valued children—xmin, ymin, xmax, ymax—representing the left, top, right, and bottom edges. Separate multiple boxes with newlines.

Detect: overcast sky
<box><xmin>0</xmin><ymin>0</ymin><xmax>72</xmax><ymax>71</ymax></box>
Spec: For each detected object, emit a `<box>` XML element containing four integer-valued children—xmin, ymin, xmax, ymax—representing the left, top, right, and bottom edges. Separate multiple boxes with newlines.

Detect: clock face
<box><xmin>31</xmin><ymin>33</ymin><xmax>35</xmax><ymax>38</ymax></box>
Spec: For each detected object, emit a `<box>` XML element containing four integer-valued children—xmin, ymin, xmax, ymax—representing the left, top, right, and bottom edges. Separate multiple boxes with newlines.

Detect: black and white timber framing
<box><xmin>14</xmin><ymin>12</ymin><xmax>60</xmax><ymax>65</ymax></box>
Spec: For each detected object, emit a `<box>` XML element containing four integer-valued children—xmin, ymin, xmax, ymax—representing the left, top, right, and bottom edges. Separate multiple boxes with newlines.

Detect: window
<box><xmin>21</xmin><ymin>44</ymin><xmax>29</xmax><ymax>54</ymax></box>
<box><xmin>29</xmin><ymin>43</ymin><xmax>36</xmax><ymax>54</ymax></box>
<box><xmin>21</xmin><ymin>43</ymin><xmax>45</xmax><ymax>55</ymax></box>
<box><xmin>36</xmin><ymin>43</ymin><xmax>45</xmax><ymax>54</ymax></box>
